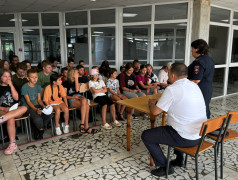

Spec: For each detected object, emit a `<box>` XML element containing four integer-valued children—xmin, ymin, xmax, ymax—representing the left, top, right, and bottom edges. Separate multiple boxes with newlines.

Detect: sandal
<box><xmin>79</xmin><ymin>124</ymin><xmax>86</xmax><ymax>133</ymax></box>
<box><xmin>85</xmin><ymin>127</ymin><xmax>99</xmax><ymax>134</ymax></box>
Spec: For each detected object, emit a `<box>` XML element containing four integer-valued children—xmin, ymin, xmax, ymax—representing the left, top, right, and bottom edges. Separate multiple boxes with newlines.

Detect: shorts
<box><xmin>94</xmin><ymin>95</ymin><xmax>114</xmax><ymax>106</ymax></box>
<box><xmin>68</xmin><ymin>94</ymin><xmax>83</xmax><ymax>107</ymax></box>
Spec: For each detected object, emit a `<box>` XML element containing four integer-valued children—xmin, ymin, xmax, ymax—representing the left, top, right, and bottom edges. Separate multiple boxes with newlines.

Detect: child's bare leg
<box><xmin>53</xmin><ymin>105</ymin><xmax>61</xmax><ymax>127</ymax></box>
<box><xmin>101</xmin><ymin>105</ymin><xmax>107</xmax><ymax>125</ymax></box>
<box><xmin>110</xmin><ymin>104</ymin><xmax>116</xmax><ymax>121</ymax></box>
<box><xmin>59</xmin><ymin>103</ymin><xmax>69</xmax><ymax>124</ymax></box>
<box><xmin>7</xmin><ymin>118</ymin><xmax>16</xmax><ymax>143</ymax></box>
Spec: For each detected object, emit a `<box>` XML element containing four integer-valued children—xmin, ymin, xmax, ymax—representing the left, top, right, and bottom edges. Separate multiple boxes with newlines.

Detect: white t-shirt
<box><xmin>156</xmin><ymin>78</ymin><xmax>207</xmax><ymax>140</ymax></box>
<box><xmin>89</xmin><ymin>80</ymin><xmax>106</xmax><ymax>99</ymax></box>
<box><xmin>158</xmin><ymin>69</ymin><xmax>168</xmax><ymax>84</ymax></box>
<box><xmin>106</xmin><ymin>78</ymin><xmax>119</xmax><ymax>97</ymax></box>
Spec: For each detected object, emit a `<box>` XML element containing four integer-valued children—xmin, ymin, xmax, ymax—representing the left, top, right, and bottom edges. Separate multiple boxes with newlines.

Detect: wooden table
<box><xmin>117</xmin><ymin>93</ymin><xmax>166</xmax><ymax>165</ymax></box>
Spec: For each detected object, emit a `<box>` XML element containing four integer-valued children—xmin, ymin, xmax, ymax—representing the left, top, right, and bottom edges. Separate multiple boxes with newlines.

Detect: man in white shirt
<box><xmin>142</xmin><ymin>63</ymin><xmax>207</xmax><ymax>177</ymax></box>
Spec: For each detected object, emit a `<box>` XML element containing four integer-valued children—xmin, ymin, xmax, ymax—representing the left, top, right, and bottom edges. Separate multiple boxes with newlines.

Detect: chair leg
<box><xmin>185</xmin><ymin>154</ymin><xmax>188</xmax><ymax>168</ymax></box>
<box><xmin>166</xmin><ymin>146</ymin><xmax>171</xmax><ymax>179</ymax></box>
<box><xmin>195</xmin><ymin>156</ymin><xmax>199</xmax><ymax>180</ymax></box>
<box><xmin>51</xmin><ymin>118</ymin><xmax>55</xmax><ymax>136</ymax></box>
<box><xmin>28</xmin><ymin>117</ymin><xmax>32</xmax><ymax>142</ymax></box>
<box><xmin>214</xmin><ymin>146</ymin><xmax>218</xmax><ymax>180</ymax></box>
<box><xmin>220</xmin><ymin>142</ymin><xmax>224</xmax><ymax>179</ymax></box>
<box><xmin>0</xmin><ymin>124</ymin><xmax>4</xmax><ymax>148</ymax></box>
<box><xmin>72</xmin><ymin>111</ymin><xmax>75</xmax><ymax>131</ymax></box>
<box><xmin>24</xmin><ymin>118</ymin><xmax>30</xmax><ymax>142</ymax></box>
<box><xmin>21</xmin><ymin>120</ymin><xmax>24</xmax><ymax>134</ymax></box>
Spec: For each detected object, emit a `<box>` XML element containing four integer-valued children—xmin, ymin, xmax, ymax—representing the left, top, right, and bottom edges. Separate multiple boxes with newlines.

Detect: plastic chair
<box><xmin>166</xmin><ymin>115</ymin><xmax>229</xmax><ymax>180</ymax></box>
<box><xmin>208</xmin><ymin>111</ymin><xmax>238</xmax><ymax>179</ymax></box>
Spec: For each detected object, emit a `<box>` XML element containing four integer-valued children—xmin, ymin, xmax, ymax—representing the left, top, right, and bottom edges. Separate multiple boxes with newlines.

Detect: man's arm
<box><xmin>148</xmin><ymin>99</ymin><xmax>163</xmax><ymax>116</ymax></box>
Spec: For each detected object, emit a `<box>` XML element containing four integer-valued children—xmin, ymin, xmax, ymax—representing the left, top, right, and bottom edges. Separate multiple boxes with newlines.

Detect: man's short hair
<box><xmin>76</xmin><ymin>65</ymin><xmax>84</xmax><ymax>70</ymax></box>
<box><xmin>170</xmin><ymin>63</ymin><xmax>188</xmax><ymax>78</ymax></box>
<box><xmin>42</xmin><ymin>60</ymin><xmax>51</xmax><ymax>67</ymax></box>
<box><xmin>79</xmin><ymin>60</ymin><xmax>85</xmax><ymax>64</ymax></box>
<box><xmin>133</xmin><ymin>59</ymin><xmax>139</xmax><ymax>66</ymax></box>
<box><xmin>12</xmin><ymin>55</ymin><xmax>18</xmax><ymax>59</ymax></box>
<box><xmin>61</xmin><ymin>67</ymin><xmax>68</xmax><ymax>74</ymax></box>
<box><xmin>16</xmin><ymin>62</ymin><xmax>27</xmax><ymax>71</ymax></box>
<box><xmin>22</xmin><ymin>60</ymin><xmax>31</xmax><ymax>65</ymax></box>
<box><xmin>27</xmin><ymin>69</ymin><xmax>38</xmax><ymax>76</ymax></box>
<box><xmin>68</xmin><ymin>59</ymin><xmax>74</xmax><ymax>63</ymax></box>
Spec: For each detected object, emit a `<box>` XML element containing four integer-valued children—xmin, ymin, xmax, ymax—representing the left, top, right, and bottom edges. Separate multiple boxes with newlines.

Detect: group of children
<box><xmin>0</xmin><ymin>57</ymin><xmax>171</xmax><ymax>155</ymax></box>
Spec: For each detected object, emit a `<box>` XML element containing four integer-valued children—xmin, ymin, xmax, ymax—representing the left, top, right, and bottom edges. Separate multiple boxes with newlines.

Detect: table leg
<box><xmin>162</xmin><ymin>112</ymin><xmax>166</xmax><ymax>126</ymax></box>
<box><xmin>126</xmin><ymin>107</ymin><xmax>131</xmax><ymax>151</ymax></box>
<box><xmin>150</xmin><ymin>115</ymin><xmax>156</xmax><ymax>166</ymax></box>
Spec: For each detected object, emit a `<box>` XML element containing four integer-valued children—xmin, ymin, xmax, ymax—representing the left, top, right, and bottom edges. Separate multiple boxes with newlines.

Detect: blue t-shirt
<box><xmin>21</xmin><ymin>83</ymin><xmax>42</xmax><ymax>106</ymax></box>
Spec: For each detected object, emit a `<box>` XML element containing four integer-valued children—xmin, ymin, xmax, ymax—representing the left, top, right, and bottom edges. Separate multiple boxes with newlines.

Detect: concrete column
<box><xmin>191</xmin><ymin>0</ymin><xmax>211</xmax><ymax>42</ymax></box>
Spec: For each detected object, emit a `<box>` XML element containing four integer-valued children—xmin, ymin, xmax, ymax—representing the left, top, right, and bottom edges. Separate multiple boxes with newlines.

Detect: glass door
<box><xmin>0</xmin><ymin>32</ymin><xmax>15</xmax><ymax>61</ymax></box>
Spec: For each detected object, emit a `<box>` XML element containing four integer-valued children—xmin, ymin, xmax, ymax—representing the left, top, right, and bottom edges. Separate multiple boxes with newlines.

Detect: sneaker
<box><xmin>101</xmin><ymin>123</ymin><xmax>112</xmax><ymax>130</ymax></box>
<box><xmin>63</xmin><ymin>124</ymin><xmax>69</xmax><ymax>133</ymax></box>
<box><xmin>4</xmin><ymin>143</ymin><xmax>18</xmax><ymax>155</ymax></box>
<box><xmin>131</xmin><ymin>114</ymin><xmax>139</xmax><ymax>120</ymax></box>
<box><xmin>55</xmin><ymin>127</ymin><xmax>62</xmax><ymax>135</ymax></box>
<box><xmin>112</xmin><ymin>120</ymin><xmax>122</xmax><ymax>127</ymax></box>
<box><xmin>151</xmin><ymin>167</ymin><xmax>174</xmax><ymax>177</ymax></box>
<box><xmin>170</xmin><ymin>159</ymin><xmax>185</xmax><ymax>167</ymax></box>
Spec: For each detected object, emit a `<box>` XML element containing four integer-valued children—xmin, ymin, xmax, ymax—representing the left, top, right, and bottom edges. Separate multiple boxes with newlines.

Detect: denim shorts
<box><xmin>68</xmin><ymin>94</ymin><xmax>83</xmax><ymax>107</ymax></box>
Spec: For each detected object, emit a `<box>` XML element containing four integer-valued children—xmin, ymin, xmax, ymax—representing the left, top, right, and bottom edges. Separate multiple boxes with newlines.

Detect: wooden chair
<box><xmin>166</xmin><ymin>115</ymin><xmax>229</xmax><ymax>180</ymax></box>
<box><xmin>208</xmin><ymin>111</ymin><xmax>237</xmax><ymax>179</ymax></box>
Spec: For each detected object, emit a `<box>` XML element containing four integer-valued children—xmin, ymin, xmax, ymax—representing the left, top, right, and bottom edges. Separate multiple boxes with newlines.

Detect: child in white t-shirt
<box><xmin>106</xmin><ymin>68</ymin><xmax>127</xmax><ymax>121</ymax></box>
<box><xmin>89</xmin><ymin>69</ymin><xmax>121</xmax><ymax>130</ymax></box>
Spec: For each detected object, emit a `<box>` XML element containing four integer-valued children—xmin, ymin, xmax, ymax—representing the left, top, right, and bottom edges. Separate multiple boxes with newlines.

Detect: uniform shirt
<box><xmin>147</xmin><ymin>72</ymin><xmax>159</xmax><ymax>84</ymax></box>
<box><xmin>89</xmin><ymin>80</ymin><xmax>106</xmax><ymax>99</ymax></box>
<box><xmin>188</xmin><ymin>54</ymin><xmax>214</xmax><ymax>119</ymax></box>
<box><xmin>0</xmin><ymin>85</ymin><xmax>16</xmax><ymax>107</ymax></box>
<box><xmin>120</xmin><ymin>72</ymin><xmax>137</xmax><ymax>91</ymax></box>
<box><xmin>158</xmin><ymin>69</ymin><xmax>168</xmax><ymax>84</ymax></box>
<box><xmin>21</xmin><ymin>83</ymin><xmax>41</xmax><ymax>106</ymax></box>
<box><xmin>63</xmin><ymin>81</ymin><xmax>78</xmax><ymax>96</ymax></box>
<box><xmin>37</xmin><ymin>71</ymin><xmax>53</xmax><ymax>89</ymax></box>
<box><xmin>156</xmin><ymin>78</ymin><xmax>207</xmax><ymax>140</ymax></box>
<box><xmin>106</xmin><ymin>78</ymin><xmax>119</xmax><ymax>96</ymax></box>
<box><xmin>136</xmin><ymin>74</ymin><xmax>149</xmax><ymax>90</ymax></box>
<box><xmin>43</xmin><ymin>85</ymin><xmax>66</xmax><ymax>104</ymax></box>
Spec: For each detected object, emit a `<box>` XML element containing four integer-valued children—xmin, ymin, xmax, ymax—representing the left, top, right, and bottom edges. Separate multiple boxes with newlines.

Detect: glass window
<box><xmin>213</xmin><ymin>68</ymin><xmax>225</xmax><ymax>97</ymax></box>
<box><xmin>234</xmin><ymin>12</ymin><xmax>238</xmax><ymax>25</ymax></box>
<box><xmin>155</xmin><ymin>3</ymin><xmax>188</xmax><ymax>21</ymax></box>
<box><xmin>227</xmin><ymin>67</ymin><xmax>238</xmax><ymax>94</ymax></box>
<box><xmin>0</xmin><ymin>14</ymin><xmax>15</xmax><ymax>27</ymax></box>
<box><xmin>153</xmin><ymin>23</ymin><xmax>186</xmax><ymax>66</ymax></box>
<box><xmin>123</xmin><ymin>25</ymin><xmax>151</xmax><ymax>64</ymax></box>
<box><xmin>43</xmin><ymin>29</ymin><xmax>61</xmax><ymax>62</ymax></box>
<box><xmin>0</xmin><ymin>32</ymin><xmax>15</xmax><ymax>61</ymax></box>
<box><xmin>42</xmin><ymin>13</ymin><xmax>59</xmax><ymax>26</ymax></box>
<box><xmin>66</xmin><ymin>28</ymin><xmax>89</xmax><ymax>65</ymax></box>
<box><xmin>23</xmin><ymin>29</ymin><xmax>41</xmax><ymax>63</ymax></box>
<box><xmin>65</xmin><ymin>11</ymin><xmax>87</xmax><ymax>26</ymax></box>
<box><xmin>91</xmin><ymin>9</ymin><xmax>115</xmax><ymax>24</ymax></box>
<box><xmin>123</xmin><ymin>6</ymin><xmax>152</xmax><ymax>23</ymax></box>
<box><xmin>210</xmin><ymin>7</ymin><xmax>230</xmax><ymax>24</ymax></box>
<box><xmin>209</xmin><ymin>25</ymin><xmax>228</xmax><ymax>65</ymax></box>
<box><xmin>21</xmin><ymin>13</ymin><xmax>39</xmax><ymax>26</ymax></box>
<box><xmin>91</xmin><ymin>27</ymin><xmax>115</xmax><ymax>65</ymax></box>
<box><xmin>231</xmin><ymin>30</ymin><xmax>238</xmax><ymax>63</ymax></box>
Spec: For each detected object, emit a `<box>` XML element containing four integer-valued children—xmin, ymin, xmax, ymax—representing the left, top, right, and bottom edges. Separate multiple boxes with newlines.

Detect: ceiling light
<box><xmin>94</xmin><ymin>31</ymin><xmax>103</xmax><ymax>34</ymax></box>
<box><xmin>221</xmin><ymin>19</ymin><xmax>229</xmax><ymax>22</ymax></box>
<box><xmin>177</xmin><ymin>23</ymin><xmax>187</xmax><ymax>26</ymax></box>
<box><xmin>10</xmin><ymin>19</ymin><xmax>28</xmax><ymax>22</ymax></box>
<box><xmin>233</xmin><ymin>19</ymin><xmax>238</xmax><ymax>22</ymax></box>
<box><xmin>65</xmin><ymin>22</ymin><xmax>69</xmax><ymax>25</ymax></box>
<box><xmin>123</xmin><ymin>13</ymin><xmax>138</xmax><ymax>18</ymax></box>
<box><xmin>92</xmin><ymin>34</ymin><xmax>100</xmax><ymax>36</ymax></box>
<box><xmin>90</xmin><ymin>0</ymin><xmax>96</xmax><ymax>1</ymax></box>
<box><xmin>23</xmin><ymin>29</ymin><xmax>34</xmax><ymax>32</ymax></box>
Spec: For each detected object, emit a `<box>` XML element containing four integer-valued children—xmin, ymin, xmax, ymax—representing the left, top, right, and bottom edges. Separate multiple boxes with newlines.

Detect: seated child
<box><xmin>43</xmin><ymin>74</ymin><xmax>69</xmax><ymax>135</ymax></box>
<box><xmin>22</xmin><ymin>69</ymin><xmax>53</xmax><ymax>140</ymax></box>
<box><xmin>61</xmin><ymin>67</ymin><xmax>68</xmax><ymax>84</ymax></box>
<box><xmin>89</xmin><ymin>69</ymin><xmax>121</xmax><ymax>130</ymax></box>
<box><xmin>106</xmin><ymin>68</ymin><xmax>127</xmax><ymax>121</ymax></box>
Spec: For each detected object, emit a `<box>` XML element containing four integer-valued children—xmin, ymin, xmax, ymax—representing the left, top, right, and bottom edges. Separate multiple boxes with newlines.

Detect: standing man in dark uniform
<box><xmin>188</xmin><ymin>39</ymin><xmax>214</xmax><ymax>119</ymax></box>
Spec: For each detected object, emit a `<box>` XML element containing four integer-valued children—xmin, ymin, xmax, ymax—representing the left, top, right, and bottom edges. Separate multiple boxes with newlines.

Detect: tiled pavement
<box><xmin>0</xmin><ymin>94</ymin><xmax>238</xmax><ymax>180</ymax></box>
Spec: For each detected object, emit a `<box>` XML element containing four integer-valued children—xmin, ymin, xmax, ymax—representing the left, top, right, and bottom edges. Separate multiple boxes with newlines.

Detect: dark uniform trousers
<box><xmin>141</xmin><ymin>126</ymin><xmax>200</xmax><ymax>167</ymax></box>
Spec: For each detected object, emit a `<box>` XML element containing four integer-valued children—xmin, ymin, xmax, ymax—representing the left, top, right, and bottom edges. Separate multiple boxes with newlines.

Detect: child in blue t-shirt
<box><xmin>21</xmin><ymin>69</ymin><xmax>53</xmax><ymax>140</ymax></box>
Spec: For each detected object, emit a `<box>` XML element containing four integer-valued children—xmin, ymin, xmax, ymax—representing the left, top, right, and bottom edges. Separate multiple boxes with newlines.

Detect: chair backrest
<box><xmin>80</xmin><ymin>83</ymin><xmax>89</xmax><ymax>93</ymax></box>
<box><xmin>199</xmin><ymin>115</ymin><xmax>227</xmax><ymax>136</ymax></box>
<box><xmin>227</xmin><ymin>111</ymin><xmax>238</xmax><ymax>124</ymax></box>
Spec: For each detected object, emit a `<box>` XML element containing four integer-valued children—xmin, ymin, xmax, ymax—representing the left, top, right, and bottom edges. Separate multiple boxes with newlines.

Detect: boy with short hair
<box><xmin>67</xmin><ymin>59</ymin><xmax>75</xmax><ymax>69</ymax></box>
<box><xmin>61</xmin><ymin>67</ymin><xmax>68</xmax><ymax>84</ymax></box>
<box><xmin>37</xmin><ymin>60</ymin><xmax>53</xmax><ymax>89</ymax></box>
<box><xmin>79</xmin><ymin>60</ymin><xmax>88</xmax><ymax>76</ymax></box>
<box><xmin>21</xmin><ymin>69</ymin><xmax>53</xmax><ymax>140</ymax></box>
<box><xmin>133</xmin><ymin>59</ymin><xmax>140</xmax><ymax>76</ymax></box>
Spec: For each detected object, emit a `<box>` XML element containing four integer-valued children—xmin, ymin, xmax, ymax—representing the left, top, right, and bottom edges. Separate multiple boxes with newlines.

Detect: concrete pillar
<box><xmin>191</xmin><ymin>0</ymin><xmax>211</xmax><ymax>42</ymax></box>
